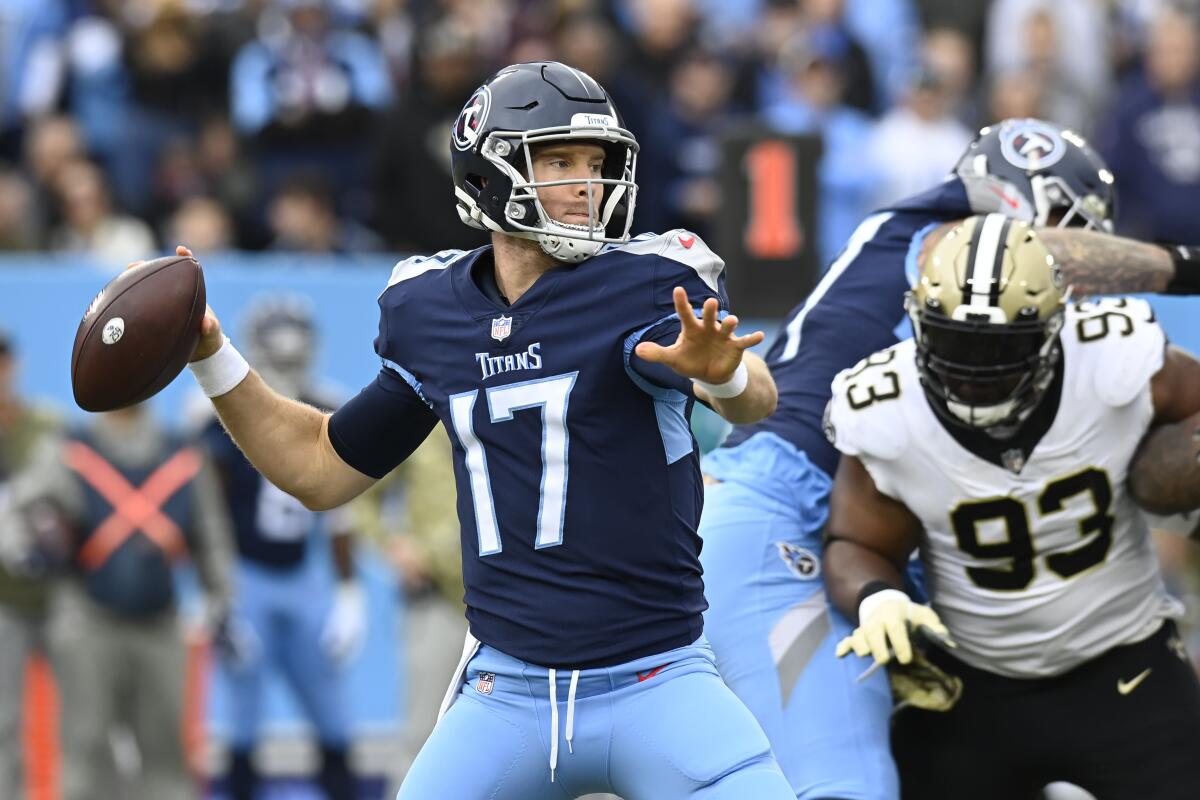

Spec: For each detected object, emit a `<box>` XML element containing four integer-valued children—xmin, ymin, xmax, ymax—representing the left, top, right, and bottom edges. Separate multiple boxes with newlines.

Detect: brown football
<box><xmin>71</xmin><ymin>255</ymin><xmax>206</xmax><ymax>412</ymax></box>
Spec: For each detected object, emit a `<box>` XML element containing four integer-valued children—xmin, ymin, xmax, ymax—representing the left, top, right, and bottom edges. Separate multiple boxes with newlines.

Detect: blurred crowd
<box><xmin>0</xmin><ymin>0</ymin><xmax>1199</xmax><ymax>269</ymax></box>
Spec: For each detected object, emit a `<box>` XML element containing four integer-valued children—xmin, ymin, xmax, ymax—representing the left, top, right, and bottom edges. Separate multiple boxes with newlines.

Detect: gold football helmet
<box><xmin>907</xmin><ymin>214</ymin><xmax>1067</xmax><ymax>430</ymax></box>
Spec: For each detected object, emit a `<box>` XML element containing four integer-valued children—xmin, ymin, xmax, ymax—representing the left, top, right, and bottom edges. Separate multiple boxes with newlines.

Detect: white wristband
<box><xmin>693</xmin><ymin>362</ymin><xmax>749</xmax><ymax>399</ymax></box>
<box><xmin>188</xmin><ymin>337</ymin><xmax>250</xmax><ymax>398</ymax></box>
<box><xmin>858</xmin><ymin>588</ymin><xmax>909</xmax><ymax>624</ymax></box>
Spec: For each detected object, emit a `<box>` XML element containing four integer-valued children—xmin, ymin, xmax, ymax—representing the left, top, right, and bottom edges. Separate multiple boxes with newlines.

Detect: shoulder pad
<box><xmin>826</xmin><ymin>344</ymin><xmax>913</xmax><ymax>461</ymax></box>
<box><xmin>384</xmin><ymin>249</ymin><xmax>468</xmax><ymax>291</ymax></box>
<box><xmin>1064</xmin><ymin>298</ymin><xmax>1165</xmax><ymax>407</ymax></box>
<box><xmin>606</xmin><ymin>230</ymin><xmax>724</xmax><ymax>292</ymax></box>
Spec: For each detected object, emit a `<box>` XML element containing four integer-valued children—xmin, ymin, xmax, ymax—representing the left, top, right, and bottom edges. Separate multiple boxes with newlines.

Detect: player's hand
<box><xmin>211</xmin><ymin>611</ymin><xmax>262</xmax><ymax>670</ymax></box>
<box><xmin>320</xmin><ymin>582</ymin><xmax>367</xmax><ymax>667</ymax></box>
<box><xmin>835</xmin><ymin>589</ymin><xmax>954</xmax><ymax>666</ymax></box>
<box><xmin>634</xmin><ymin>287</ymin><xmax>764</xmax><ymax>383</ymax></box>
<box><xmin>128</xmin><ymin>246</ymin><xmax>225</xmax><ymax>362</ymax></box>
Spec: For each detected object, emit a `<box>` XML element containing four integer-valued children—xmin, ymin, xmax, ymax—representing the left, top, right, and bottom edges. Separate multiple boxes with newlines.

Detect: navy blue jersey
<box><xmin>329</xmin><ymin>231</ymin><xmax>727</xmax><ymax>668</ymax></box>
<box><xmin>723</xmin><ymin>177</ymin><xmax>1002</xmax><ymax>477</ymax></box>
<box><xmin>202</xmin><ymin>393</ymin><xmax>336</xmax><ymax>568</ymax></box>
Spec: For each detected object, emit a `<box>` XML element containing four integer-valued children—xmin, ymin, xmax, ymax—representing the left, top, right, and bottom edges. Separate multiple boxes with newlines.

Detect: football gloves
<box><xmin>888</xmin><ymin>639</ymin><xmax>963</xmax><ymax>712</ymax></box>
<box><xmin>320</xmin><ymin>582</ymin><xmax>367</xmax><ymax>667</ymax></box>
<box><xmin>836</xmin><ymin>588</ymin><xmax>954</xmax><ymax>667</ymax></box>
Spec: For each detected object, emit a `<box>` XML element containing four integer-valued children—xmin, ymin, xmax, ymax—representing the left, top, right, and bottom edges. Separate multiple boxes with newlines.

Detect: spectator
<box><xmin>866</xmin><ymin>63</ymin><xmax>972</xmax><ymax>208</ymax></box>
<box><xmin>923</xmin><ymin>26</ymin><xmax>978</xmax><ymax>126</ymax></box>
<box><xmin>638</xmin><ymin>50</ymin><xmax>738</xmax><ymax>239</ymax></box>
<box><xmin>800</xmin><ymin>0</ymin><xmax>880</xmax><ymax>114</ymax></box>
<box><xmin>48</xmin><ymin>159</ymin><xmax>158</xmax><ymax>268</ymax></box>
<box><xmin>165</xmin><ymin>196</ymin><xmax>236</xmax><ymax>253</ymax></box>
<box><xmin>230</xmin><ymin>0</ymin><xmax>392</xmax><ymax>205</ymax></box>
<box><xmin>985</xmin><ymin>0</ymin><xmax>1109</xmax><ymax>133</ymax></box>
<box><xmin>0</xmin><ymin>0</ymin><xmax>69</xmax><ymax>158</ymax></box>
<box><xmin>621</xmin><ymin>0</ymin><xmax>700</xmax><ymax>97</ymax></box>
<box><xmin>7</xmin><ymin>402</ymin><xmax>234</xmax><ymax>800</ymax></box>
<box><xmin>553</xmin><ymin>14</ymin><xmax>652</xmax><ymax>141</ymax></box>
<box><xmin>0</xmin><ymin>332</ymin><xmax>61</xmax><ymax>800</ymax></box>
<box><xmin>764</xmin><ymin>28</ymin><xmax>876</xmax><ymax>268</ymax></box>
<box><xmin>0</xmin><ymin>171</ymin><xmax>42</xmax><ymax>250</ymax></box>
<box><xmin>21</xmin><ymin>114</ymin><xmax>86</xmax><ymax>226</ymax></box>
<box><xmin>1014</xmin><ymin>8</ymin><xmax>1098</xmax><ymax>134</ymax></box>
<box><xmin>368</xmin><ymin>19</ymin><xmax>488</xmax><ymax>252</ymax></box>
<box><xmin>986</xmin><ymin>68</ymin><xmax>1046</xmax><ymax>125</ymax></box>
<box><xmin>267</xmin><ymin>175</ymin><xmax>381</xmax><ymax>253</ymax></box>
<box><xmin>1099</xmin><ymin>7</ymin><xmax>1200</xmax><ymax>244</ymax></box>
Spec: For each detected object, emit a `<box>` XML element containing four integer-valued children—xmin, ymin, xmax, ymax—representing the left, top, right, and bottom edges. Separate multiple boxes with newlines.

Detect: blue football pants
<box><xmin>700</xmin><ymin>476</ymin><xmax>898</xmax><ymax>800</ymax></box>
<box><xmin>220</xmin><ymin>559</ymin><xmax>350</xmax><ymax>748</ymax></box>
<box><xmin>397</xmin><ymin>637</ymin><xmax>795</xmax><ymax>799</ymax></box>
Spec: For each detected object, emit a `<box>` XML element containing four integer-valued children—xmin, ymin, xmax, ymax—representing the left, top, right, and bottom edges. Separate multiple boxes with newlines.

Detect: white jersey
<box><xmin>827</xmin><ymin>298</ymin><xmax>1182</xmax><ymax>678</ymax></box>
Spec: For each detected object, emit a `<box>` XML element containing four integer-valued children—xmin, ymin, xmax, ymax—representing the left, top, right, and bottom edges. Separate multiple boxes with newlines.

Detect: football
<box><xmin>71</xmin><ymin>255</ymin><xmax>206</xmax><ymax>412</ymax></box>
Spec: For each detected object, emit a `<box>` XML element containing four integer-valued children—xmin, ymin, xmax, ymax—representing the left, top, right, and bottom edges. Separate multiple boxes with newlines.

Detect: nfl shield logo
<box><xmin>477</xmin><ymin>672</ymin><xmax>496</xmax><ymax>695</ymax></box>
<box><xmin>1001</xmin><ymin>448</ymin><xmax>1026</xmax><ymax>474</ymax></box>
<box><xmin>491</xmin><ymin>316</ymin><xmax>512</xmax><ymax>341</ymax></box>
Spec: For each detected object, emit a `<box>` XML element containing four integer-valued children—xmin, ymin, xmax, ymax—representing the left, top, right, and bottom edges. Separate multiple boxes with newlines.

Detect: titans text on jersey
<box><xmin>477</xmin><ymin>342</ymin><xmax>543</xmax><ymax>381</ymax></box>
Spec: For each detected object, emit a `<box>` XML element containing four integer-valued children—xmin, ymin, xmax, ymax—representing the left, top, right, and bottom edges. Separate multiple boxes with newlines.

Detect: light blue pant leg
<box><xmin>608</xmin><ymin>644</ymin><xmax>794</xmax><ymax>799</ymax></box>
<box><xmin>397</xmin><ymin>647</ymin><xmax>579</xmax><ymax>800</ymax></box>
<box><xmin>224</xmin><ymin>562</ymin><xmax>272</xmax><ymax>749</ymax></box>
<box><xmin>700</xmin><ymin>444</ymin><xmax>898</xmax><ymax>800</ymax></box>
<box><xmin>399</xmin><ymin>640</ymin><xmax>793</xmax><ymax>800</ymax></box>
<box><xmin>272</xmin><ymin>565</ymin><xmax>349</xmax><ymax>746</ymax></box>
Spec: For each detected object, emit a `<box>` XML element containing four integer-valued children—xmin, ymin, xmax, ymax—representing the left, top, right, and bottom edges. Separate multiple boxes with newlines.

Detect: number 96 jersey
<box><xmin>826</xmin><ymin>298</ymin><xmax>1184</xmax><ymax>678</ymax></box>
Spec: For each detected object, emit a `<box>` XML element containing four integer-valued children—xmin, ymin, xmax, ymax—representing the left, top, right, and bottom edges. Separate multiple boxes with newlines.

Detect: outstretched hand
<box><xmin>634</xmin><ymin>287</ymin><xmax>764</xmax><ymax>384</ymax></box>
<box><xmin>127</xmin><ymin>245</ymin><xmax>225</xmax><ymax>361</ymax></box>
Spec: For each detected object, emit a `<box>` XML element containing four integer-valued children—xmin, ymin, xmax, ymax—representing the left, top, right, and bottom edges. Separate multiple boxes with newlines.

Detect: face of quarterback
<box><xmin>529</xmin><ymin>143</ymin><xmax>606</xmax><ymax>229</ymax></box>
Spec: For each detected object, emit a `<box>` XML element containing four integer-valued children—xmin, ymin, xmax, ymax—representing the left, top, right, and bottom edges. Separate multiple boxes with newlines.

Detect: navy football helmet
<box><xmin>450</xmin><ymin>61</ymin><xmax>639</xmax><ymax>263</ymax></box>
<box><xmin>956</xmin><ymin>118</ymin><xmax>1116</xmax><ymax>232</ymax></box>
<box><xmin>243</xmin><ymin>295</ymin><xmax>315</xmax><ymax>398</ymax></box>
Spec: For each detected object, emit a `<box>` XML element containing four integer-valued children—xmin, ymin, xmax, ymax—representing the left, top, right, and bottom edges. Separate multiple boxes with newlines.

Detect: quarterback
<box><xmin>824</xmin><ymin>214</ymin><xmax>1200</xmax><ymax>799</ymax></box>
<box><xmin>177</xmin><ymin>61</ymin><xmax>795</xmax><ymax>799</ymax></box>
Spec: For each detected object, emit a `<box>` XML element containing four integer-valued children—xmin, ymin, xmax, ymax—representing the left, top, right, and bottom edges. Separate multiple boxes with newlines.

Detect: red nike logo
<box><xmin>989</xmin><ymin>184</ymin><xmax>1019</xmax><ymax>210</ymax></box>
<box><xmin>677</xmin><ymin>234</ymin><xmax>696</xmax><ymax>249</ymax></box>
<box><xmin>637</xmin><ymin>664</ymin><xmax>668</xmax><ymax>682</ymax></box>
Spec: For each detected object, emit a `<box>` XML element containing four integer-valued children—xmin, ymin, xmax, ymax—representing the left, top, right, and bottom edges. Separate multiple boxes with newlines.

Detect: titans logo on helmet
<box><xmin>453</xmin><ymin>88</ymin><xmax>491</xmax><ymax>151</ymax></box>
<box><xmin>1000</xmin><ymin>120</ymin><xmax>1067</xmax><ymax>170</ymax></box>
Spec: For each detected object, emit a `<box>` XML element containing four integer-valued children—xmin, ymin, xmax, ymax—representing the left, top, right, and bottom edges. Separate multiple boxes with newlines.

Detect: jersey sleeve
<box><xmin>625</xmin><ymin>318</ymin><xmax>696</xmax><ymax>397</ymax></box>
<box><xmin>1066</xmin><ymin>298</ymin><xmax>1166</xmax><ymax>408</ymax></box>
<box><xmin>327</xmin><ymin>367</ymin><xmax>439</xmax><ymax>479</ymax></box>
<box><xmin>329</xmin><ymin>252</ymin><xmax>452</xmax><ymax>479</ymax></box>
<box><xmin>652</xmin><ymin>230</ymin><xmax>728</xmax><ymax>315</ymax></box>
<box><xmin>825</xmin><ymin>349</ymin><xmax>912</xmax><ymax>498</ymax></box>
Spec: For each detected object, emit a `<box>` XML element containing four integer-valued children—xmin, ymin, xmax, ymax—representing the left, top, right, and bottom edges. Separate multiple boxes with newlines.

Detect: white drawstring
<box><xmin>548</xmin><ymin>668</ymin><xmax>559</xmax><ymax>782</ymax></box>
<box><xmin>565</xmin><ymin>670</ymin><xmax>579</xmax><ymax>754</ymax></box>
<box><xmin>547</xmin><ymin>668</ymin><xmax>582</xmax><ymax>781</ymax></box>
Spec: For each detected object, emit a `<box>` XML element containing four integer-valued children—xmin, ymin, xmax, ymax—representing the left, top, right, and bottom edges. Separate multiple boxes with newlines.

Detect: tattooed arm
<box><xmin>919</xmin><ymin>224</ymin><xmax>1176</xmax><ymax>295</ymax></box>
<box><xmin>1038</xmin><ymin>229</ymin><xmax>1174</xmax><ymax>295</ymax></box>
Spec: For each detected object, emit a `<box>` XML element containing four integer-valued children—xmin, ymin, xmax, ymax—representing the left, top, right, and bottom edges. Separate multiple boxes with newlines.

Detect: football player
<box><xmin>199</xmin><ymin>297</ymin><xmax>366</xmax><ymax>800</ymax></box>
<box><xmin>179</xmin><ymin>62</ymin><xmax>794</xmax><ymax>798</ymax></box>
<box><xmin>698</xmin><ymin>118</ymin><xmax>1200</xmax><ymax>799</ymax></box>
<box><xmin>824</xmin><ymin>216</ymin><xmax>1200</xmax><ymax>799</ymax></box>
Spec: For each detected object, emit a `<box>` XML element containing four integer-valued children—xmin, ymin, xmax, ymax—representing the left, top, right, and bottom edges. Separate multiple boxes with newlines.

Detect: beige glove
<box><xmin>835</xmin><ymin>588</ymin><xmax>954</xmax><ymax>666</ymax></box>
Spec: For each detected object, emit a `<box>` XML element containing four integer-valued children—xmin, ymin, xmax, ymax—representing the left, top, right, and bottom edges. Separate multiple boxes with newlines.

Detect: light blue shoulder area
<box><xmin>599</xmin><ymin>230</ymin><xmax>725</xmax><ymax>293</ymax></box>
<box><xmin>892</xmin><ymin>221</ymin><xmax>940</xmax><ymax>341</ymax></box>
<box><xmin>380</xmin><ymin>358</ymin><xmax>434</xmax><ymax>410</ymax></box>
